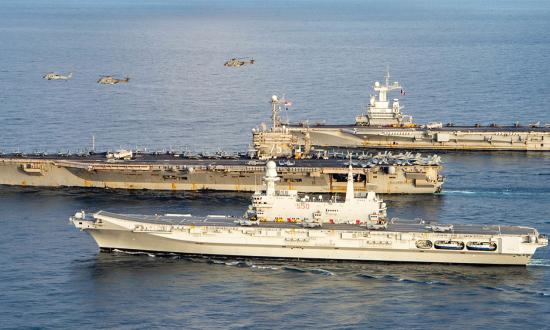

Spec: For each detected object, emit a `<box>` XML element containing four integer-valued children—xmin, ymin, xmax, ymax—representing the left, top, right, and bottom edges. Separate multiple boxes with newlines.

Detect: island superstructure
<box><xmin>245</xmin><ymin>161</ymin><xmax>387</xmax><ymax>224</ymax></box>
<box><xmin>252</xmin><ymin>73</ymin><xmax>550</xmax><ymax>157</ymax></box>
<box><xmin>71</xmin><ymin>162</ymin><xmax>547</xmax><ymax>265</ymax></box>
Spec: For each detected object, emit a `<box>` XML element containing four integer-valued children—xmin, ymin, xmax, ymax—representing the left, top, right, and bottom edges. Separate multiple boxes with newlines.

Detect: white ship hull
<box><xmin>73</xmin><ymin>212</ymin><xmax>547</xmax><ymax>266</ymax></box>
<box><xmin>87</xmin><ymin>229</ymin><xmax>534</xmax><ymax>265</ymax></box>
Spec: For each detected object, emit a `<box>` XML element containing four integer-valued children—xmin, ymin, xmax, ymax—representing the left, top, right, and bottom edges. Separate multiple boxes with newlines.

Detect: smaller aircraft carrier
<box><xmin>72</xmin><ymin>211</ymin><xmax>547</xmax><ymax>265</ymax></box>
<box><xmin>252</xmin><ymin>73</ymin><xmax>549</xmax><ymax>156</ymax></box>
<box><xmin>71</xmin><ymin>162</ymin><xmax>547</xmax><ymax>266</ymax></box>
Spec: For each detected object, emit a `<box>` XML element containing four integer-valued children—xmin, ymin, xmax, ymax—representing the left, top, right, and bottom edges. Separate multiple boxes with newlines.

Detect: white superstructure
<box><xmin>355</xmin><ymin>71</ymin><xmax>412</xmax><ymax>126</ymax></box>
<box><xmin>246</xmin><ymin>161</ymin><xmax>386</xmax><ymax>225</ymax></box>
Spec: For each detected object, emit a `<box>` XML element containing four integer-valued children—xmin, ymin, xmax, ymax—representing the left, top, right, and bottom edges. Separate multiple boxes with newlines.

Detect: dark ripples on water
<box><xmin>1</xmin><ymin>0</ymin><xmax>550</xmax><ymax>328</ymax></box>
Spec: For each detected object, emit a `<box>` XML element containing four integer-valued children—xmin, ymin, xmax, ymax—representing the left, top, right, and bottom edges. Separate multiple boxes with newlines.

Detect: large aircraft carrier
<box><xmin>0</xmin><ymin>150</ymin><xmax>443</xmax><ymax>194</ymax></box>
<box><xmin>252</xmin><ymin>73</ymin><xmax>549</xmax><ymax>158</ymax></box>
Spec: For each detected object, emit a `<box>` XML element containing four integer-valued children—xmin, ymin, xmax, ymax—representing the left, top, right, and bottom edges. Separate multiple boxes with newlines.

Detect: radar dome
<box><xmin>265</xmin><ymin>161</ymin><xmax>278</xmax><ymax>177</ymax></box>
<box><xmin>271</xmin><ymin>95</ymin><xmax>278</xmax><ymax>102</ymax></box>
<box><xmin>374</xmin><ymin>81</ymin><xmax>380</xmax><ymax>87</ymax></box>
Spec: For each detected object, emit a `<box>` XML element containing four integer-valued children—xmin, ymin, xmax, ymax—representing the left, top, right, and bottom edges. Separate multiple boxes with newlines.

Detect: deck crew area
<box><xmin>0</xmin><ymin>151</ymin><xmax>440</xmax><ymax>167</ymax></box>
<box><xmin>94</xmin><ymin>211</ymin><xmax>540</xmax><ymax>237</ymax></box>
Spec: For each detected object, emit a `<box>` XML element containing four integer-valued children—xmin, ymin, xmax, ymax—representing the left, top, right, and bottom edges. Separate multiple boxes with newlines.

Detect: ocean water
<box><xmin>1</xmin><ymin>0</ymin><xmax>549</xmax><ymax>328</ymax></box>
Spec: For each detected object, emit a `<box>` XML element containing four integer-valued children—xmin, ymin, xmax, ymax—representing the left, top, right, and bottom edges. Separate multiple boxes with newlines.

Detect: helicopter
<box><xmin>43</xmin><ymin>72</ymin><xmax>72</xmax><ymax>80</ymax></box>
<box><xmin>97</xmin><ymin>75</ymin><xmax>130</xmax><ymax>85</ymax></box>
<box><xmin>224</xmin><ymin>57</ymin><xmax>255</xmax><ymax>67</ymax></box>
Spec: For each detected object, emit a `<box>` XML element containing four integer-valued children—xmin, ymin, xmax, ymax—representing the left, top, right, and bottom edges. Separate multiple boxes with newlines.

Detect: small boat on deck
<box><xmin>466</xmin><ymin>241</ymin><xmax>497</xmax><ymax>251</ymax></box>
<box><xmin>434</xmin><ymin>240</ymin><xmax>465</xmax><ymax>250</ymax></box>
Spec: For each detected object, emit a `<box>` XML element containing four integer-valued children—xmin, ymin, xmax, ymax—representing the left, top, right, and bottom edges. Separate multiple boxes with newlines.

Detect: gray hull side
<box><xmin>0</xmin><ymin>159</ymin><xmax>442</xmax><ymax>194</ymax></box>
<box><xmin>299</xmin><ymin>128</ymin><xmax>550</xmax><ymax>151</ymax></box>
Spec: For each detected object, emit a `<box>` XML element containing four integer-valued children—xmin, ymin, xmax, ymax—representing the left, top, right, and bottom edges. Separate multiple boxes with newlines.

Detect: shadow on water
<box><xmin>72</xmin><ymin>251</ymin><xmax>549</xmax><ymax>297</ymax></box>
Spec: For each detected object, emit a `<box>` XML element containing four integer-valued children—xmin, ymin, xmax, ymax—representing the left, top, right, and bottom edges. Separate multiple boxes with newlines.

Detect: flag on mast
<box><xmin>281</xmin><ymin>96</ymin><xmax>292</xmax><ymax>108</ymax></box>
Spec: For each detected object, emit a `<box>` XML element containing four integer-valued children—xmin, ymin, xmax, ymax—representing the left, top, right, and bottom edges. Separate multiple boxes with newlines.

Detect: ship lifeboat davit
<box><xmin>466</xmin><ymin>241</ymin><xmax>497</xmax><ymax>251</ymax></box>
<box><xmin>434</xmin><ymin>240</ymin><xmax>464</xmax><ymax>250</ymax></box>
<box><xmin>415</xmin><ymin>240</ymin><xmax>433</xmax><ymax>249</ymax></box>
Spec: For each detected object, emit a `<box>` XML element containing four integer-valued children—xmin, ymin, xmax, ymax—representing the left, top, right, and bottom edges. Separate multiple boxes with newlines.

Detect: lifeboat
<box><xmin>466</xmin><ymin>241</ymin><xmax>497</xmax><ymax>251</ymax></box>
<box><xmin>434</xmin><ymin>240</ymin><xmax>464</xmax><ymax>250</ymax></box>
<box><xmin>415</xmin><ymin>240</ymin><xmax>433</xmax><ymax>249</ymax></box>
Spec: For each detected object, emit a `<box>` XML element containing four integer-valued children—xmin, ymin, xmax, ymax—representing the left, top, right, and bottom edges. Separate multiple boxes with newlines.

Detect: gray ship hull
<box><xmin>0</xmin><ymin>156</ymin><xmax>443</xmax><ymax>194</ymax></box>
<box><xmin>289</xmin><ymin>125</ymin><xmax>550</xmax><ymax>151</ymax></box>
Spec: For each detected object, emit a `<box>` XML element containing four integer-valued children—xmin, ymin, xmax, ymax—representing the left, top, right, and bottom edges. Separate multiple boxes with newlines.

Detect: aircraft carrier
<box><xmin>0</xmin><ymin>151</ymin><xmax>443</xmax><ymax>194</ymax></box>
<box><xmin>252</xmin><ymin>73</ymin><xmax>550</xmax><ymax>158</ymax></box>
<box><xmin>71</xmin><ymin>162</ymin><xmax>547</xmax><ymax>266</ymax></box>
<box><xmin>72</xmin><ymin>210</ymin><xmax>547</xmax><ymax>265</ymax></box>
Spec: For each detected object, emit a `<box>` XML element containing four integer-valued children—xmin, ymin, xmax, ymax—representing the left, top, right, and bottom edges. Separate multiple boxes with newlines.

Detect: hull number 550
<box><xmin>296</xmin><ymin>202</ymin><xmax>309</xmax><ymax>209</ymax></box>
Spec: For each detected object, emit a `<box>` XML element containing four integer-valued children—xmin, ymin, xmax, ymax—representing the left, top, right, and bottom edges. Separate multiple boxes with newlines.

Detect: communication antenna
<box><xmin>92</xmin><ymin>135</ymin><xmax>95</xmax><ymax>152</ymax></box>
<box><xmin>271</xmin><ymin>95</ymin><xmax>280</xmax><ymax>128</ymax></box>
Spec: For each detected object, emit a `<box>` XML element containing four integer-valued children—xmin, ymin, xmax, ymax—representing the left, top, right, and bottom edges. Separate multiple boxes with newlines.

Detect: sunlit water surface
<box><xmin>1</xmin><ymin>0</ymin><xmax>549</xmax><ymax>328</ymax></box>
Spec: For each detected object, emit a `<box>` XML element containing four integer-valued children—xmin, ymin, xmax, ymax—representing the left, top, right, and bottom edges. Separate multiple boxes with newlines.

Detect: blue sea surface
<box><xmin>0</xmin><ymin>0</ymin><xmax>549</xmax><ymax>328</ymax></box>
